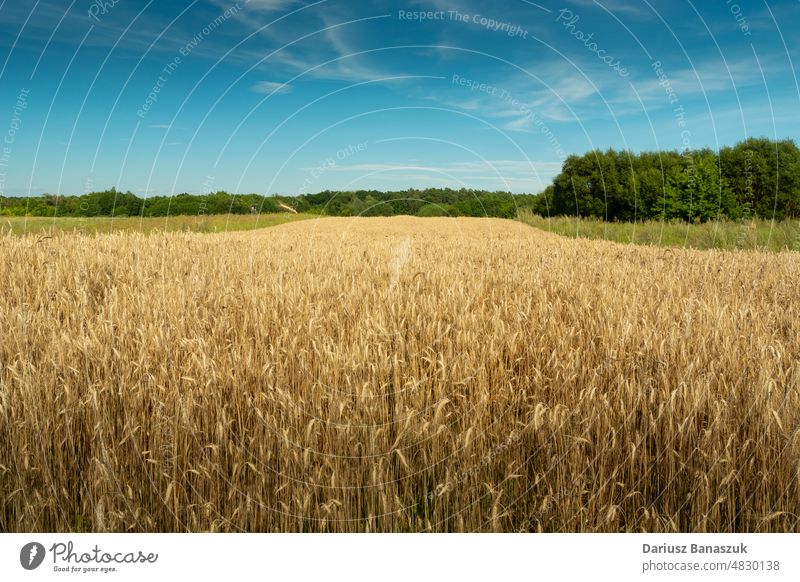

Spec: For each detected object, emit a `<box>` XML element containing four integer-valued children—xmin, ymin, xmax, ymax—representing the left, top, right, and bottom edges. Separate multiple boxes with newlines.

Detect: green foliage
<box><xmin>0</xmin><ymin>188</ymin><xmax>538</xmax><ymax>219</ymax></box>
<box><xmin>518</xmin><ymin>211</ymin><xmax>800</xmax><ymax>252</ymax></box>
<box><xmin>0</xmin><ymin>213</ymin><xmax>315</xmax><ymax>236</ymax></box>
<box><xmin>659</xmin><ymin>150</ymin><xmax>739</xmax><ymax>222</ymax></box>
<box><xmin>719</xmin><ymin>138</ymin><xmax>800</xmax><ymax>219</ymax></box>
<box><xmin>3</xmin><ymin>138</ymin><xmax>796</xmax><ymax>223</ymax></box>
<box><xmin>543</xmin><ymin>138</ymin><xmax>800</xmax><ymax>221</ymax></box>
<box><xmin>417</xmin><ymin>203</ymin><xmax>456</xmax><ymax>217</ymax></box>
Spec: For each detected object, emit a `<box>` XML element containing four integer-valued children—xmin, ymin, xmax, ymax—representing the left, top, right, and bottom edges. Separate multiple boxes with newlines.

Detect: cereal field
<box><xmin>1</xmin><ymin>217</ymin><xmax>798</xmax><ymax>532</ymax></box>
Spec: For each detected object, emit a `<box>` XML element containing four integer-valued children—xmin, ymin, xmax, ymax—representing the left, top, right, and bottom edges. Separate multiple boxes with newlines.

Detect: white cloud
<box><xmin>328</xmin><ymin>158</ymin><xmax>561</xmax><ymax>192</ymax></box>
<box><xmin>213</xmin><ymin>0</ymin><xmax>299</xmax><ymax>13</ymax></box>
<box><xmin>630</xmin><ymin>57</ymin><xmax>783</xmax><ymax>106</ymax></box>
<box><xmin>441</xmin><ymin>63</ymin><xmax>598</xmax><ymax>128</ymax></box>
<box><xmin>229</xmin><ymin>10</ymin><xmax>397</xmax><ymax>85</ymax></box>
<box><xmin>567</xmin><ymin>0</ymin><xmax>650</xmax><ymax>18</ymax></box>
<box><xmin>302</xmin><ymin>160</ymin><xmax>562</xmax><ymax>188</ymax></box>
<box><xmin>250</xmin><ymin>80</ymin><xmax>292</xmax><ymax>94</ymax></box>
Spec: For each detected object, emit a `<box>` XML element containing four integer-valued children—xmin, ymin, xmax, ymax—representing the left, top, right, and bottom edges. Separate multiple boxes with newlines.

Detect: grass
<box><xmin>518</xmin><ymin>210</ymin><xmax>800</xmax><ymax>252</ymax></box>
<box><xmin>1</xmin><ymin>216</ymin><xmax>798</xmax><ymax>532</ymax></box>
<box><xmin>0</xmin><ymin>212</ymin><xmax>315</xmax><ymax>235</ymax></box>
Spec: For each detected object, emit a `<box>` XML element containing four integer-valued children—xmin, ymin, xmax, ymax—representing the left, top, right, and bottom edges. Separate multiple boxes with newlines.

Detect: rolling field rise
<box><xmin>1</xmin><ymin>216</ymin><xmax>798</xmax><ymax>532</ymax></box>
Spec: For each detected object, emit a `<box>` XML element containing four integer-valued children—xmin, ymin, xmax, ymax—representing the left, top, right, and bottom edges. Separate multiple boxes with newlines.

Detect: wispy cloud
<box><xmin>239</xmin><ymin>0</ymin><xmax>302</xmax><ymax>12</ymax></box>
<box><xmin>567</xmin><ymin>0</ymin><xmax>651</xmax><ymax>18</ymax></box>
<box><xmin>266</xmin><ymin>12</ymin><xmax>395</xmax><ymax>84</ymax></box>
<box><xmin>630</xmin><ymin>54</ymin><xmax>786</xmax><ymax>105</ymax></box>
<box><xmin>301</xmin><ymin>160</ymin><xmax>562</xmax><ymax>190</ymax></box>
<box><xmin>251</xmin><ymin>80</ymin><xmax>292</xmax><ymax>93</ymax></box>
<box><xmin>214</xmin><ymin>3</ymin><xmax>398</xmax><ymax>85</ymax></box>
<box><xmin>439</xmin><ymin>63</ymin><xmax>600</xmax><ymax>128</ymax></box>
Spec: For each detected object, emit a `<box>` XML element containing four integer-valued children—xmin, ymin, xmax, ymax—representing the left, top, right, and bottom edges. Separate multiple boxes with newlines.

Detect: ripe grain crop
<box><xmin>1</xmin><ymin>217</ymin><xmax>798</xmax><ymax>532</ymax></box>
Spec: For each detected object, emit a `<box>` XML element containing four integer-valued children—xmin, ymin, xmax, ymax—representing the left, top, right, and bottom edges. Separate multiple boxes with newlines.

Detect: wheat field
<box><xmin>1</xmin><ymin>216</ymin><xmax>798</xmax><ymax>532</ymax></box>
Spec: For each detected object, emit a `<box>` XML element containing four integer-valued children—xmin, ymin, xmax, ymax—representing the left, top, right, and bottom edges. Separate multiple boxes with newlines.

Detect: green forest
<box><xmin>537</xmin><ymin>137</ymin><xmax>800</xmax><ymax>221</ymax></box>
<box><xmin>2</xmin><ymin>137</ymin><xmax>798</xmax><ymax>222</ymax></box>
<box><xmin>0</xmin><ymin>187</ymin><xmax>534</xmax><ymax>219</ymax></box>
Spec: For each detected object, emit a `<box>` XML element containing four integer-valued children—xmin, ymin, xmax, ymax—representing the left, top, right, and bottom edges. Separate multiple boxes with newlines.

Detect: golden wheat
<box><xmin>1</xmin><ymin>216</ymin><xmax>798</xmax><ymax>532</ymax></box>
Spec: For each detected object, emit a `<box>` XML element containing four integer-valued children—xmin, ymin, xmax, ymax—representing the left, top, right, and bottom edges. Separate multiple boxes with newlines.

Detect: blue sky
<box><xmin>0</xmin><ymin>0</ymin><xmax>798</xmax><ymax>197</ymax></box>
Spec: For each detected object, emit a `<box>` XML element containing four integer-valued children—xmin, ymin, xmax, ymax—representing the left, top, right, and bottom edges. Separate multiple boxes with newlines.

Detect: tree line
<box><xmin>0</xmin><ymin>188</ymin><xmax>536</xmax><ymax>219</ymax></box>
<box><xmin>534</xmin><ymin>138</ymin><xmax>800</xmax><ymax>221</ymax></box>
<box><xmin>1</xmin><ymin>138</ymin><xmax>797</xmax><ymax>222</ymax></box>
